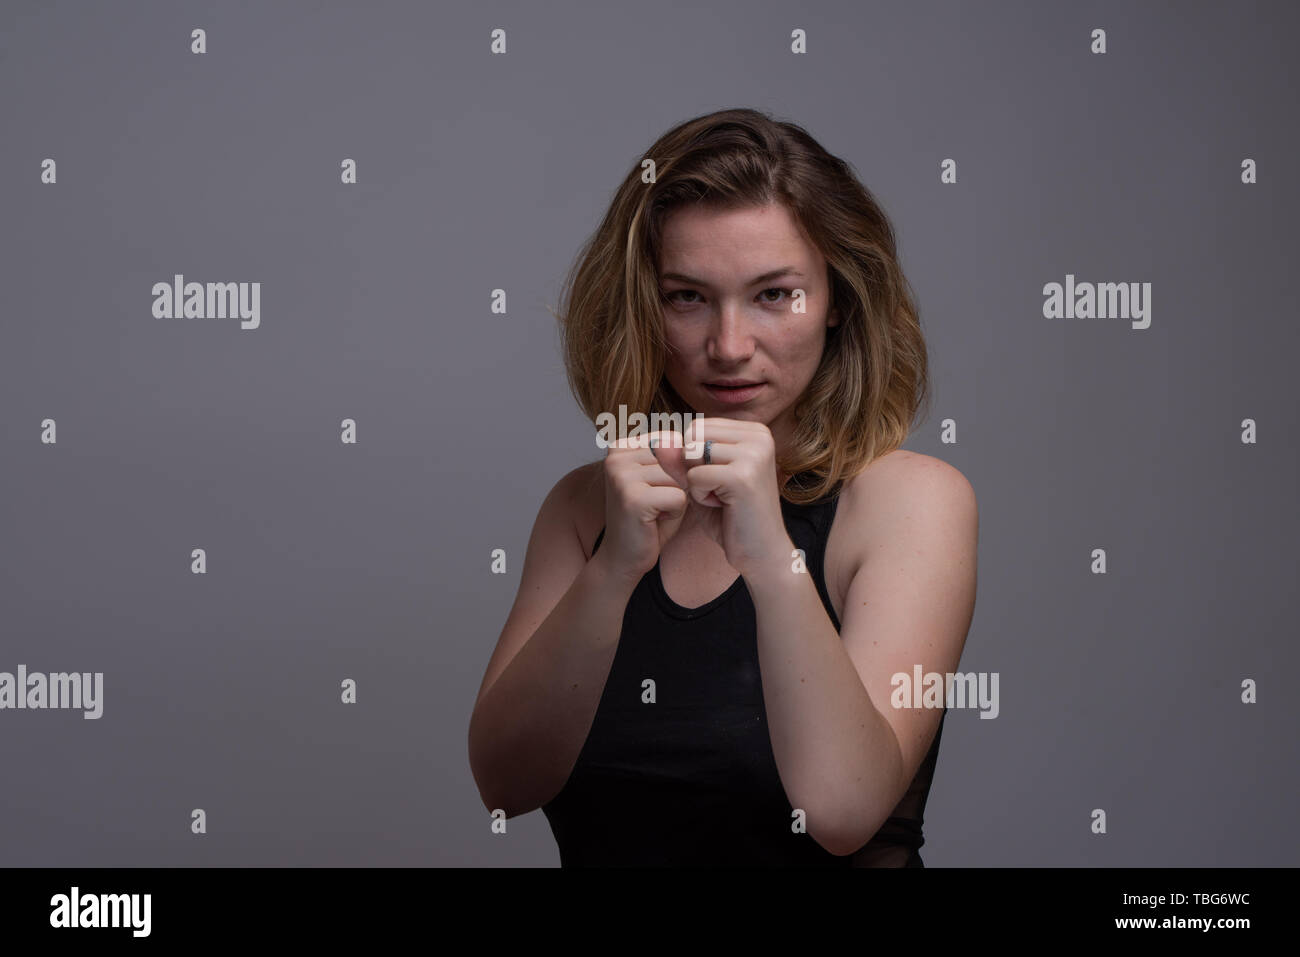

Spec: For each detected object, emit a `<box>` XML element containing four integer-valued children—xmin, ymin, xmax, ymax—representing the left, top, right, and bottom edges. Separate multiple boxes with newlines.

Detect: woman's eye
<box><xmin>663</xmin><ymin>288</ymin><xmax>793</xmax><ymax>306</ymax></box>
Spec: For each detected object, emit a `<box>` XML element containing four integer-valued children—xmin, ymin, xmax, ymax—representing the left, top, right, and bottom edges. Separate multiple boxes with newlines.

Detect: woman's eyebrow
<box><xmin>660</xmin><ymin>267</ymin><xmax>804</xmax><ymax>287</ymax></box>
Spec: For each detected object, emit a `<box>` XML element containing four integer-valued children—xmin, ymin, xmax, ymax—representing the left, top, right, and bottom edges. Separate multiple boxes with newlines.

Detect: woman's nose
<box><xmin>707</xmin><ymin>304</ymin><xmax>755</xmax><ymax>361</ymax></box>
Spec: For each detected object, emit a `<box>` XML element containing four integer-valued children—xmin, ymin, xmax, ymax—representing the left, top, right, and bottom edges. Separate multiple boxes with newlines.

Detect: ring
<box><xmin>703</xmin><ymin>440</ymin><xmax>712</xmax><ymax>465</ymax></box>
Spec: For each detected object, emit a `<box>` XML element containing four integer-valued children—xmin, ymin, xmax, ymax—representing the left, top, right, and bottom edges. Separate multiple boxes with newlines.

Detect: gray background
<box><xmin>2</xmin><ymin>0</ymin><xmax>1296</xmax><ymax>866</ymax></box>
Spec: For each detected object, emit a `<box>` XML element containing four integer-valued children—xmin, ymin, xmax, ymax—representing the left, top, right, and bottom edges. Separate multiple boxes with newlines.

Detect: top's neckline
<box><xmin>649</xmin><ymin>560</ymin><xmax>745</xmax><ymax>620</ymax></box>
<box><xmin>646</xmin><ymin>493</ymin><xmax>839</xmax><ymax>619</ymax></box>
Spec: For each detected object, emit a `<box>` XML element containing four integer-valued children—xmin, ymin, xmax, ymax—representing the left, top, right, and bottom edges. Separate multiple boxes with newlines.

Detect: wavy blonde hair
<box><xmin>550</xmin><ymin>107</ymin><xmax>931</xmax><ymax>505</ymax></box>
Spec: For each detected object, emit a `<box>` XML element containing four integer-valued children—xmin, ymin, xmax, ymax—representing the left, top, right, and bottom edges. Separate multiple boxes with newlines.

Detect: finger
<box><xmin>635</xmin><ymin>460</ymin><xmax>687</xmax><ymax>488</ymax></box>
<box><xmin>688</xmin><ymin>416</ymin><xmax>766</xmax><ymax>439</ymax></box>
<box><xmin>683</xmin><ymin>418</ymin><xmax>753</xmax><ymax>452</ymax></box>
<box><xmin>684</xmin><ymin>465</ymin><xmax>737</xmax><ymax>505</ymax></box>
<box><xmin>637</xmin><ymin>484</ymin><xmax>689</xmax><ymax>522</ymax></box>
<box><xmin>644</xmin><ymin>431</ymin><xmax>689</xmax><ymax>477</ymax></box>
<box><xmin>683</xmin><ymin>439</ymin><xmax>738</xmax><ymax>467</ymax></box>
<box><xmin>607</xmin><ymin>431</ymin><xmax>693</xmax><ymax>491</ymax></box>
<box><xmin>607</xmin><ymin>429</ymin><xmax>687</xmax><ymax>460</ymax></box>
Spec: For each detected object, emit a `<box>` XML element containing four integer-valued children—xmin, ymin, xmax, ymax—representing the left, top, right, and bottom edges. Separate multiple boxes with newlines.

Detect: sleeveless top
<box><xmin>541</xmin><ymin>483</ymin><xmax>947</xmax><ymax>867</ymax></box>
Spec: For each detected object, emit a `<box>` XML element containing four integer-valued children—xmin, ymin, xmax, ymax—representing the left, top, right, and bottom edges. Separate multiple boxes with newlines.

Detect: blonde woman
<box><xmin>469</xmin><ymin>108</ymin><xmax>978</xmax><ymax>867</ymax></box>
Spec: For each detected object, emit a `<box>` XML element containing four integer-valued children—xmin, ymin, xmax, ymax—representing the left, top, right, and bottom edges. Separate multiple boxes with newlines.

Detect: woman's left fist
<box><xmin>679</xmin><ymin>416</ymin><xmax>794</xmax><ymax>579</ymax></box>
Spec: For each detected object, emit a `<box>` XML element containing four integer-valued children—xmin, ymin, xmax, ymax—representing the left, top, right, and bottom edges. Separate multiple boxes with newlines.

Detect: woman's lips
<box><xmin>703</xmin><ymin>382</ymin><xmax>765</xmax><ymax>404</ymax></box>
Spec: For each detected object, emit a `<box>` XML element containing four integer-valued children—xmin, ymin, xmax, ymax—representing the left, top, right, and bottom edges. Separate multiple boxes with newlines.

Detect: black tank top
<box><xmin>541</xmin><ymin>484</ymin><xmax>947</xmax><ymax>867</ymax></box>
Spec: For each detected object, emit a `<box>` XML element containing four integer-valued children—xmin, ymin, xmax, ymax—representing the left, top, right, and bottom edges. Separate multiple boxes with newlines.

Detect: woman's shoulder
<box><xmin>565</xmin><ymin>459</ymin><xmax>606</xmax><ymax>558</ymax></box>
<box><xmin>840</xmin><ymin>450</ymin><xmax>975</xmax><ymax>525</ymax></box>
<box><xmin>855</xmin><ymin>448</ymin><xmax>971</xmax><ymax>485</ymax></box>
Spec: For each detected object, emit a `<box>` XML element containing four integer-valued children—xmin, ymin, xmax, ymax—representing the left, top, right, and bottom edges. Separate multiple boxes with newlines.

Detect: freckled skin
<box><xmin>656</xmin><ymin>202</ymin><xmax>839</xmax><ymax>456</ymax></box>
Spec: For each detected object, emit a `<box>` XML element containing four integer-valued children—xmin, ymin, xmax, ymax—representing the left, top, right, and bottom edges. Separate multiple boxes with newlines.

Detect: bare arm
<box><xmin>467</xmin><ymin>465</ymin><xmax>639</xmax><ymax>818</ymax></box>
<box><xmin>749</xmin><ymin>456</ymin><xmax>977</xmax><ymax>854</ymax></box>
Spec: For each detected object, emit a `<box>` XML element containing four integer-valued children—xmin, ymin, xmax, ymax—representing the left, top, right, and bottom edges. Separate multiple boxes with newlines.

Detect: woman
<box><xmin>468</xmin><ymin>108</ymin><xmax>978</xmax><ymax>866</ymax></box>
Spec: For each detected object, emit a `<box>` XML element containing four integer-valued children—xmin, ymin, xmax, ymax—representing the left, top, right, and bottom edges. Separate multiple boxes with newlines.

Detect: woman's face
<box><xmin>657</xmin><ymin>201</ymin><xmax>838</xmax><ymax>458</ymax></box>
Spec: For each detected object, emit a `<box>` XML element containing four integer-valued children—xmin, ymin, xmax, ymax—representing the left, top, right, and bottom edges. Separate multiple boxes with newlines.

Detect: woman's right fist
<box><xmin>598</xmin><ymin>430</ymin><xmax>692</xmax><ymax>582</ymax></box>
